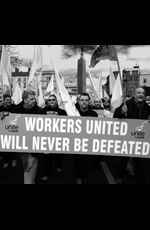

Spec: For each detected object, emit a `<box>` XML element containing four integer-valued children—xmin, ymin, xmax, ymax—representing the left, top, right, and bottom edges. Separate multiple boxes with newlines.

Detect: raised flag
<box><xmin>88</xmin><ymin>71</ymin><xmax>99</xmax><ymax>98</ymax></box>
<box><xmin>103</xmin><ymin>89</ymin><xmax>109</xmax><ymax>102</ymax></box>
<box><xmin>0</xmin><ymin>45</ymin><xmax>12</xmax><ymax>94</ymax></box>
<box><xmin>44</xmin><ymin>74</ymin><xmax>56</xmax><ymax>97</ymax></box>
<box><xmin>89</xmin><ymin>45</ymin><xmax>118</xmax><ymax>68</ymax></box>
<box><xmin>38</xmin><ymin>82</ymin><xmax>45</xmax><ymax>108</ymax></box>
<box><xmin>109</xmin><ymin>66</ymin><xmax>116</xmax><ymax>95</ymax></box>
<box><xmin>12</xmin><ymin>82</ymin><xmax>22</xmax><ymax>105</ymax></box>
<box><xmin>51</xmin><ymin>60</ymin><xmax>80</xmax><ymax>116</ymax></box>
<box><xmin>27</xmin><ymin>45</ymin><xmax>43</xmax><ymax>95</ymax></box>
<box><xmin>111</xmin><ymin>74</ymin><xmax>123</xmax><ymax>112</ymax></box>
<box><xmin>97</xmin><ymin>72</ymin><xmax>103</xmax><ymax>99</ymax></box>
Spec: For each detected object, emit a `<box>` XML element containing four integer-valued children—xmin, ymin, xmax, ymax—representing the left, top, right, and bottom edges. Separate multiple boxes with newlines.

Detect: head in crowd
<box><xmin>3</xmin><ymin>94</ymin><xmax>12</xmax><ymax>108</ymax></box>
<box><xmin>22</xmin><ymin>90</ymin><xmax>37</xmax><ymax>109</ymax></box>
<box><xmin>45</xmin><ymin>94</ymin><xmax>58</xmax><ymax>109</ymax></box>
<box><xmin>133</xmin><ymin>86</ymin><xmax>145</xmax><ymax>103</ymax></box>
<box><xmin>78</xmin><ymin>92</ymin><xmax>91</xmax><ymax>111</ymax></box>
<box><xmin>93</xmin><ymin>97</ymin><xmax>102</xmax><ymax>109</ymax></box>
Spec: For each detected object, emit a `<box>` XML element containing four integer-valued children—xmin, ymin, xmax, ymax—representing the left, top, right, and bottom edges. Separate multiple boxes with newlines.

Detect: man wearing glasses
<box><xmin>42</xmin><ymin>94</ymin><xmax>67</xmax><ymax>182</ymax></box>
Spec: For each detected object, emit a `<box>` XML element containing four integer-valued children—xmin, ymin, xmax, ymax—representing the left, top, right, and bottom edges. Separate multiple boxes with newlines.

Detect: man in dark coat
<box><xmin>74</xmin><ymin>93</ymin><xmax>98</xmax><ymax>184</ymax></box>
<box><xmin>0</xmin><ymin>94</ymin><xmax>17</xmax><ymax>169</ymax></box>
<box><xmin>42</xmin><ymin>94</ymin><xmax>67</xmax><ymax>181</ymax></box>
<box><xmin>114</xmin><ymin>86</ymin><xmax>150</xmax><ymax>184</ymax></box>
<box><xmin>12</xmin><ymin>90</ymin><xmax>44</xmax><ymax>184</ymax></box>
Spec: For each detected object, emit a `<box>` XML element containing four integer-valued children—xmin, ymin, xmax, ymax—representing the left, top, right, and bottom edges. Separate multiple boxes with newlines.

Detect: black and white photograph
<box><xmin>0</xmin><ymin>45</ymin><xmax>150</xmax><ymax>184</ymax></box>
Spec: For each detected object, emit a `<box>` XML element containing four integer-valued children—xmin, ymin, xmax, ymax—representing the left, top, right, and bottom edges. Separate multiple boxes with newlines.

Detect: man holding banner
<box><xmin>42</xmin><ymin>94</ymin><xmax>67</xmax><ymax>181</ymax></box>
<box><xmin>114</xmin><ymin>86</ymin><xmax>150</xmax><ymax>184</ymax></box>
<box><xmin>0</xmin><ymin>94</ymin><xmax>17</xmax><ymax>169</ymax></box>
<box><xmin>74</xmin><ymin>92</ymin><xmax>98</xmax><ymax>184</ymax></box>
<box><xmin>12</xmin><ymin>90</ymin><xmax>44</xmax><ymax>184</ymax></box>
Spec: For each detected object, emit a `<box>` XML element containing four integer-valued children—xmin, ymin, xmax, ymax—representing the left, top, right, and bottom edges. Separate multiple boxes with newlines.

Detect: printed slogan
<box><xmin>0</xmin><ymin>114</ymin><xmax>150</xmax><ymax>158</ymax></box>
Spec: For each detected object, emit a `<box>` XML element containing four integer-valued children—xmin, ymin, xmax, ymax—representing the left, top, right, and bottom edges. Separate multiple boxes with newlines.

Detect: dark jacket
<box><xmin>92</xmin><ymin>106</ymin><xmax>104</xmax><ymax>111</ymax></box>
<box><xmin>11</xmin><ymin>101</ymin><xmax>44</xmax><ymax>157</ymax></box>
<box><xmin>43</xmin><ymin>105</ymin><xmax>67</xmax><ymax>116</ymax></box>
<box><xmin>114</xmin><ymin>97</ymin><xmax>150</xmax><ymax>120</ymax></box>
<box><xmin>12</xmin><ymin>101</ymin><xmax>44</xmax><ymax>115</ymax></box>
<box><xmin>0</xmin><ymin>104</ymin><xmax>15</xmax><ymax>113</ymax></box>
<box><xmin>77</xmin><ymin>107</ymin><xmax>98</xmax><ymax>117</ymax></box>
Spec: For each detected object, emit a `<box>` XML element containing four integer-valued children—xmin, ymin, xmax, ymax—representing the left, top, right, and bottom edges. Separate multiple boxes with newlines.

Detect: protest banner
<box><xmin>0</xmin><ymin>114</ymin><xmax>150</xmax><ymax>158</ymax></box>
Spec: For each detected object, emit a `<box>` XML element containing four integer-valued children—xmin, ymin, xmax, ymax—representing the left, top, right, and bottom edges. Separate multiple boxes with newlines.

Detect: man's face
<box><xmin>24</xmin><ymin>94</ymin><xmax>37</xmax><ymax>109</ymax></box>
<box><xmin>94</xmin><ymin>99</ymin><xmax>101</xmax><ymax>109</ymax></box>
<box><xmin>47</xmin><ymin>96</ymin><xmax>57</xmax><ymax>108</ymax></box>
<box><xmin>79</xmin><ymin>95</ymin><xmax>89</xmax><ymax>110</ymax></box>
<box><xmin>3</xmin><ymin>97</ymin><xmax>11</xmax><ymax>107</ymax></box>
<box><xmin>134</xmin><ymin>88</ymin><xmax>145</xmax><ymax>102</ymax></box>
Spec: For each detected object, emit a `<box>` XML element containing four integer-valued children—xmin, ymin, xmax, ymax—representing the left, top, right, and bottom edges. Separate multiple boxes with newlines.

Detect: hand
<box><xmin>0</xmin><ymin>111</ymin><xmax>9</xmax><ymax>120</ymax></box>
<box><xmin>122</xmin><ymin>104</ymin><xmax>128</xmax><ymax>115</ymax></box>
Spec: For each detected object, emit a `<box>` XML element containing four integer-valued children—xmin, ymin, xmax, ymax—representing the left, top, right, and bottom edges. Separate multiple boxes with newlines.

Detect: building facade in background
<box><xmin>105</xmin><ymin>64</ymin><xmax>150</xmax><ymax>98</ymax></box>
<box><xmin>1</xmin><ymin>64</ymin><xmax>150</xmax><ymax>102</ymax></box>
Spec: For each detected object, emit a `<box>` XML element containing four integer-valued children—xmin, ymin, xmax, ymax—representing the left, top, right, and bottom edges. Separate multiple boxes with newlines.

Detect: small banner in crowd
<box><xmin>0</xmin><ymin>114</ymin><xmax>150</xmax><ymax>158</ymax></box>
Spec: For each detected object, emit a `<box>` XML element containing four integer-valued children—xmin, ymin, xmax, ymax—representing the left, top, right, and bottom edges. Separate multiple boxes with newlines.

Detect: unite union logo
<box><xmin>5</xmin><ymin>115</ymin><xmax>20</xmax><ymax>132</ymax></box>
<box><xmin>131</xmin><ymin>121</ymin><xmax>150</xmax><ymax>139</ymax></box>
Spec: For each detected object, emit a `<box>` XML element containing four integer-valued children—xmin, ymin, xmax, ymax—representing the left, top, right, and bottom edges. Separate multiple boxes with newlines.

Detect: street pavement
<box><xmin>0</xmin><ymin>154</ymin><xmax>135</xmax><ymax>184</ymax></box>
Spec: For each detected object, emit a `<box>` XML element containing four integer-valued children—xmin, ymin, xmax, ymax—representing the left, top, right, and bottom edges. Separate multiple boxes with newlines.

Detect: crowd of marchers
<box><xmin>0</xmin><ymin>86</ymin><xmax>150</xmax><ymax>184</ymax></box>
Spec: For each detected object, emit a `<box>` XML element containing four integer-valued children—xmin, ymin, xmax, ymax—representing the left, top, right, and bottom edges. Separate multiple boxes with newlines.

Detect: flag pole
<box><xmin>115</xmin><ymin>51</ymin><xmax>125</xmax><ymax>103</ymax></box>
<box><xmin>115</xmin><ymin>48</ymin><xmax>127</xmax><ymax>116</ymax></box>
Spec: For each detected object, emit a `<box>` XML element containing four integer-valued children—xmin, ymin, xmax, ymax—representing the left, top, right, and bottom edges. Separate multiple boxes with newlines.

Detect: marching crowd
<box><xmin>0</xmin><ymin>85</ymin><xmax>150</xmax><ymax>184</ymax></box>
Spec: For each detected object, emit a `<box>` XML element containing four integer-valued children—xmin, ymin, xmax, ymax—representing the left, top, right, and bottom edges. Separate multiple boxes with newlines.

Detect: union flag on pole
<box><xmin>0</xmin><ymin>45</ymin><xmax>12</xmax><ymax>94</ymax></box>
<box><xmin>51</xmin><ymin>60</ymin><xmax>80</xmax><ymax>116</ymax></box>
<box><xmin>27</xmin><ymin>45</ymin><xmax>43</xmax><ymax>94</ymax></box>
<box><xmin>89</xmin><ymin>45</ymin><xmax>118</xmax><ymax>68</ymax></box>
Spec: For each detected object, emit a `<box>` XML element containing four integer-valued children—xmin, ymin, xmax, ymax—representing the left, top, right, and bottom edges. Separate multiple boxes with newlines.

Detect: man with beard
<box><xmin>114</xmin><ymin>86</ymin><xmax>150</xmax><ymax>184</ymax></box>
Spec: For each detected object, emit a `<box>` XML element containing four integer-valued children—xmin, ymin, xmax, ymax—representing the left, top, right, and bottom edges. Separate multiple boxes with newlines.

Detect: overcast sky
<box><xmin>16</xmin><ymin>45</ymin><xmax>150</xmax><ymax>79</ymax></box>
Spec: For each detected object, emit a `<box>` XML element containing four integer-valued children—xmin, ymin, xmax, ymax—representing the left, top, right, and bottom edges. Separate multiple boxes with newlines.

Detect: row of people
<box><xmin>0</xmin><ymin>91</ymin><xmax>99</xmax><ymax>184</ymax></box>
<box><xmin>0</xmin><ymin>86</ymin><xmax>150</xmax><ymax>184</ymax></box>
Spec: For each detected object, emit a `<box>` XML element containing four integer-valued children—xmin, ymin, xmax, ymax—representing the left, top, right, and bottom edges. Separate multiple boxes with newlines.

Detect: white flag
<box><xmin>44</xmin><ymin>74</ymin><xmax>56</xmax><ymax>97</ymax></box>
<box><xmin>51</xmin><ymin>60</ymin><xmax>80</xmax><ymax>116</ymax></box>
<box><xmin>111</xmin><ymin>74</ymin><xmax>123</xmax><ymax>112</ymax></box>
<box><xmin>97</xmin><ymin>72</ymin><xmax>103</xmax><ymax>99</ymax></box>
<box><xmin>12</xmin><ymin>82</ymin><xmax>22</xmax><ymax>105</ymax></box>
<box><xmin>27</xmin><ymin>45</ymin><xmax>43</xmax><ymax>94</ymax></box>
<box><xmin>109</xmin><ymin>66</ymin><xmax>116</xmax><ymax>95</ymax></box>
<box><xmin>88</xmin><ymin>71</ymin><xmax>99</xmax><ymax>99</ymax></box>
<box><xmin>38</xmin><ymin>82</ymin><xmax>45</xmax><ymax>108</ymax></box>
<box><xmin>103</xmin><ymin>89</ymin><xmax>109</xmax><ymax>102</ymax></box>
<box><xmin>0</xmin><ymin>45</ymin><xmax>12</xmax><ymax>94</ymax></box>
